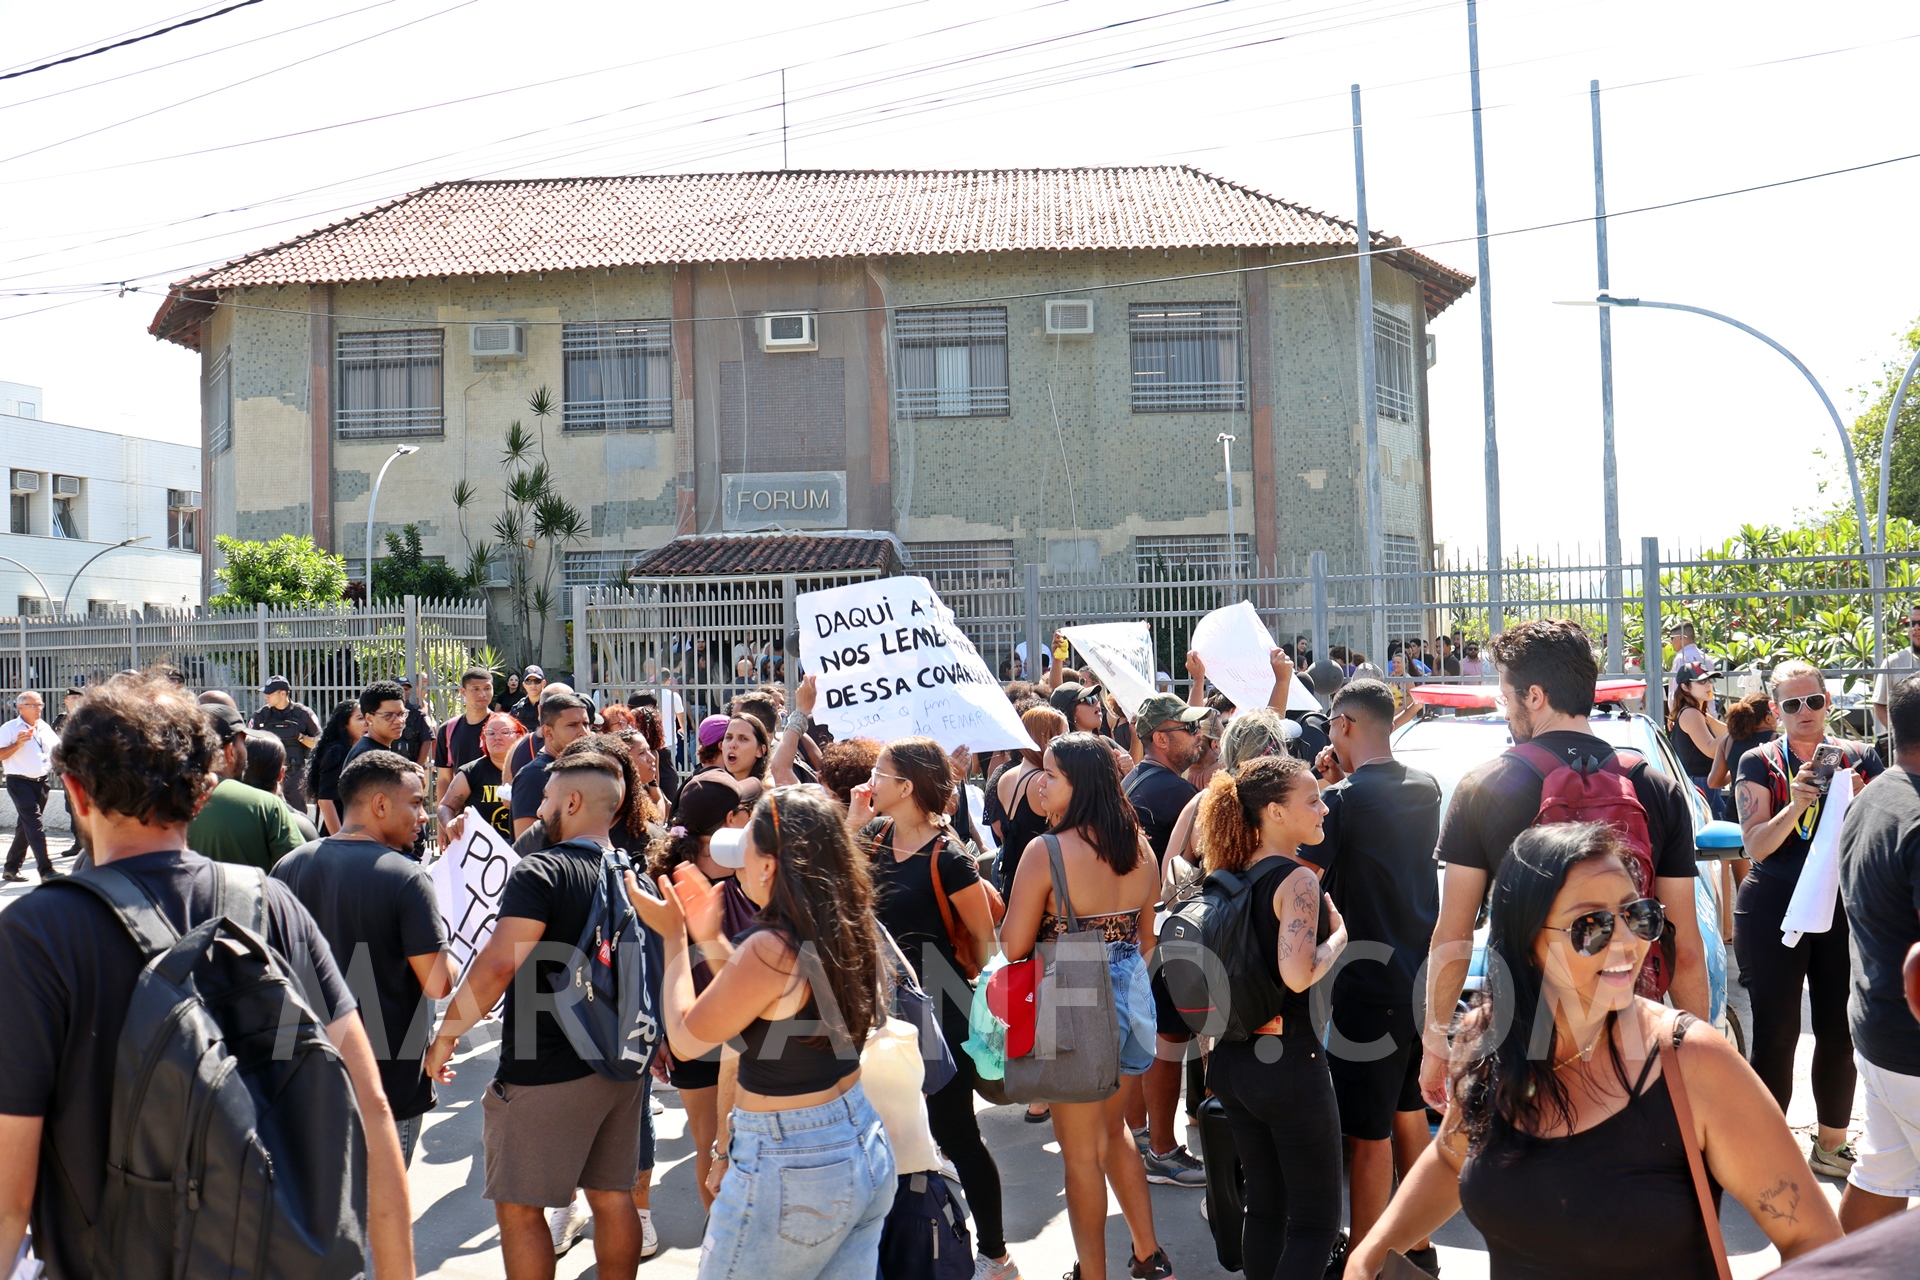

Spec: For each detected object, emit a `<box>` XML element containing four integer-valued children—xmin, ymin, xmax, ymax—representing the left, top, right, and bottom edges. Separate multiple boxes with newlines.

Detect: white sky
<box><xmin>2</xmin><ymin>0</ymin><xmax>1915</xmax><ymax>560</ymax></box>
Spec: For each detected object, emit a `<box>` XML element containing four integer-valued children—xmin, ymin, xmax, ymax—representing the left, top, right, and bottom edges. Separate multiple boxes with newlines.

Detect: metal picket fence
<box><xmin>0</xmin><ymin>596</ymin><xmax>490</xmax><ymax>719</ymax></box>
<box><xmin>575</xmin><ymin>538</ymin><xmax>1920</xmax><ymax>733</ymax></box>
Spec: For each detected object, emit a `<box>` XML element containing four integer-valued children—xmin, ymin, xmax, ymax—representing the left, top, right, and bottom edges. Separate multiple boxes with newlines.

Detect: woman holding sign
<box><xmin>1001</xmin><ymin>732</ymin><xmax>1174</xmax><ymax>1280</ymax></box>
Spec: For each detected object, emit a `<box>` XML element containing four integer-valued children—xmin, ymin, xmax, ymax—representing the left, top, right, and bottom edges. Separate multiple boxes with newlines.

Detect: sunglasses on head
<box><xmin>1544</xmin><ymin>897</ymin><xmax>1666</xmax><ymax>956</ymax></box>
<box><xmin>1777</xmin><ymin>693</ymin><xmax>1829</xmax><ymax>714</ymax></box>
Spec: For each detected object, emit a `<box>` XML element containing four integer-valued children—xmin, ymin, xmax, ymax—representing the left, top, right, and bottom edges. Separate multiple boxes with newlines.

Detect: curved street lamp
<box><xmin>59</xmin><ymin>536</ymin><xmax>150</xmax><ymax>616</ymax></box>
<box><xmin>0</xmin><ymin>556</ymin><xmax>55</xmax><ymax>609</ymax></box>
<box><xmin>365</xmin><ymin>444</ymin><xmax>420</xmax><ymax>598</ymax></box>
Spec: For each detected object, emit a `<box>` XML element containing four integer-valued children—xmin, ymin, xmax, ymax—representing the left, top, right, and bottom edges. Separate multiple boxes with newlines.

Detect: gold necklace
<box><xmin>1553</xmin><ymin>1025</ymin><xmax>1608</xmax><ymax>1071</ymax></box>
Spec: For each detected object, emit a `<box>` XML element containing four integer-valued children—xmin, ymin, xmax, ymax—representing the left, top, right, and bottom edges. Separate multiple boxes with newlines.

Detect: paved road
<box><xmin>0</xmin><ymin>846</ymin><xmax>1858</xmax><ymax>1279</ymax></box>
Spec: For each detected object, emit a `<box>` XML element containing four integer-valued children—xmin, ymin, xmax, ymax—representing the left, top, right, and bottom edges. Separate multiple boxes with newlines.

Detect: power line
<box><xmin>0</xmin><ymin>0</ymin><xmax>269</xmax><ymax>83</ymax></box>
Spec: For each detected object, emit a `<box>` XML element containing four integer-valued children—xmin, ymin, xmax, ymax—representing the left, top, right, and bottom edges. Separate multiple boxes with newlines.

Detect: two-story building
<box><xmin>149</xmin><ymin>166</ymin><xmax>1471</xmax><ymax>662</ymax></box>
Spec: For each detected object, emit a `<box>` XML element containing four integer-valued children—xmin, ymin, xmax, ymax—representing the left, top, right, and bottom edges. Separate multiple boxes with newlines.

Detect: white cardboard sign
<box><xmin>430</xmin><ymin>808</ymin><xmax>522</xmax><ymax>985</ymax></box>
<box><xmin>1060</xmin><ymin>621</ymin><xmax>1157</xmax><ymax>717</ymax></box>
<box><xmin>1189</xmin><ymin>600</ymin><xmax>1320</xmax><ymax>714</ymax></box>
<box><xmin>799</xmin><ymin>576</ymin><xmax>1036</xmax><ymax>753</ymax></box>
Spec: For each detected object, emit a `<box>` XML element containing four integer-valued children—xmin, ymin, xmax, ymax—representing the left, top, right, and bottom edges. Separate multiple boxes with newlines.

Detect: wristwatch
<box><xmin>783</xmin><ymin>710</ymin><xmax>810</xmax><ymax>735</ymax></box>
<box><xmin>710</xmin><ymin>1141</ymin><xmax>730</xmax><ymax>1163</ymax></box>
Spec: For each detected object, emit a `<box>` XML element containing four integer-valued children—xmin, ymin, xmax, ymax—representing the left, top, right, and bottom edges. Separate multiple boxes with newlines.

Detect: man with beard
<box><xmin>1417</xmin><ymin>618</ymin><xmax>1709</xmax><ymax>1108</ymax></box>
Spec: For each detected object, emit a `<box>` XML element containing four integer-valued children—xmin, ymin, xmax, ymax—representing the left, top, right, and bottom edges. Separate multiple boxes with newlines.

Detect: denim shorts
<box><xmin>699</xmin><ymin>1084</ymin><xmax>896</xmax><ymax>1280</ymax></box>
<box><xmin>1109</xmin><ymin>941</ymin><xmax>1157</xmax><ymax>1077</ymax></box>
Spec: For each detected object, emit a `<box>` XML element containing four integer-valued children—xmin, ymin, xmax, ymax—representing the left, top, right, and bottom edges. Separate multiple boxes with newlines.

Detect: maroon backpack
<box><xmin>1507</xmin><ymin>742</ymin><xmax>1676</xmax><ymax>1000</ymax></box>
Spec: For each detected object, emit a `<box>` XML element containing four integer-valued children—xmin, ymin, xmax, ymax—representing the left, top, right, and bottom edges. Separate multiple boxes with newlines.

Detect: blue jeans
<box><xmin>395</xmin><ymin>1114</ymin><xmax>421</xmax><ymax>1168</ymax></box>
<box><xmin>1108</xmin><ymin>941</ymin><xmax>1157</xmax><ymax>1076</ymax></box>
<box><xmin>700</xmin><ymin>1085</ymin><xmax>895</xmax><ymax>1280</ymax></box>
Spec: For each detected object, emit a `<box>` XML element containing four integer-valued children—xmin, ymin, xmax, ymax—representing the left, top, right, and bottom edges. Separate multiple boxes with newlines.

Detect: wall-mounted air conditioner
<box><xmin>469</xmin><ymin>322</ymin><xmax>527</xmax><ymax>358</ymax></box>
<box><xmin>168</xmin><ymin>489</ymin><xmax>203</xmax><ymax>511</ymax></box>
<box><xmin>1044</xmin><ymin>298</ymin><xmax>1094</xmax><ymax>337</ymax></box>
<box><xmin>758</xmin><ymin>312</ymin><xmax>818</xmax><ymax>352</ymax></box>
<box><xmin>52</xmin><ymin>475</ymin><xmax>80</xmax><ymax>497</ymax></box>
<box><xmin>16</xmin><ymin>597</ymin><xmax>50</xmax><ymax>618</ymax></box>
<box><xmin>10</xmin><ymin>471</ymin><xmax>39</xmax><ymax>494</ymax></box>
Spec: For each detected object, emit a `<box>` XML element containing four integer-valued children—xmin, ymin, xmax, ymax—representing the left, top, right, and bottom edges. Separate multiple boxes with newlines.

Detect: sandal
<box><xmin>1024</xmin><ymin>1105</ymin><xmax>1052</xmax><ymax>1124</ymax></box>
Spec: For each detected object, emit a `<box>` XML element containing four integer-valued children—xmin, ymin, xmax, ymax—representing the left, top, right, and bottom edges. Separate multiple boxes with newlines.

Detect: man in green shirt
<box><xmin>187</xmin><ymin>701</ymin><xmax>302</xmax><ymax>871</ymax></box>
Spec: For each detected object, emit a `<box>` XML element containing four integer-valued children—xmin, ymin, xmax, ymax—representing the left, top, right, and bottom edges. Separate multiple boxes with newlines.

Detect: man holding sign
<box><xmin>272</xmin><ymin>749</ymin><xmax>456</xmax><ymax>1167</ymax></box>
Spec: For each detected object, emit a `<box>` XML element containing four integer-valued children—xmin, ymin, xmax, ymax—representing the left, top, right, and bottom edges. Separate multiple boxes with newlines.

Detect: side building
<box><xmin>148</xmin><ymin>166</ymin><xmax>1471</xmax><ymax>663</ymax></box>
<box><xmin>0</xmin><ymin>382</ymin><xmax>203</xmax><ymax>617</ymax></box>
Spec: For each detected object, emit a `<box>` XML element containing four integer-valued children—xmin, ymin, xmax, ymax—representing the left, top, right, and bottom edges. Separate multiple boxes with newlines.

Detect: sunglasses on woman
<box><xmin>1777</xmin><ymin>693</ymin><xmax>1828</xmax><ymax>714</ymax></box>
<box><xmin>1543</xmin><ymin>897</ymin><xmax>1666</xmax><ymax>956</ymax></box>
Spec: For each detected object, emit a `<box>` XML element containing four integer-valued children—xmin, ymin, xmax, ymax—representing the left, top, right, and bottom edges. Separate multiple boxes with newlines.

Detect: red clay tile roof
<box><xmin>630</xmin><ymin>531</ymin><xmax>904</xmax><ymax>578</ymax></box>
<box><xmin>150</xmin><ymin>166</ymin><xmax>1472</xmax><ymax>345</ymax></box>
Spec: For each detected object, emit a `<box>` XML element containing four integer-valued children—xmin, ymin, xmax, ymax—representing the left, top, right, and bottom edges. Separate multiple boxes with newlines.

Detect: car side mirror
<box><xmin>1695</xmin><ymin>819</ymin><xmax>1743</xmax><ymax>852</ymax></box>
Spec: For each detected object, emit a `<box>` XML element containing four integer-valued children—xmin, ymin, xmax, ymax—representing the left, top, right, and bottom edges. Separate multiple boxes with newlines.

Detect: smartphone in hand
<box><xmin>1807</xmin><ymin>743</ymin><xmax>1845</xmax><ymax>794</ymax></box>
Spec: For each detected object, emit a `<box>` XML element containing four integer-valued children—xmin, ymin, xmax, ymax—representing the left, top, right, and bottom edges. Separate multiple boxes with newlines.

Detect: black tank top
<box><xmin>1250</xmin><ymin>853</ymin><xmax>1330</xmax><ymax>1035</ymax></box>
<box><xmin>732</xmin><ymin>926</ymin><xmax>862</xmax><ymax>1097</ymax></box>
<box><xmin>997</xmin><ymin>768</ymin><xmax>1049</xmax><ymax>889</ymax></box>
<box><xmin>1458</xmin><ymin>1024</ymin><xmax>1717</xmax><ymax>1279</ymax></box>
<box><xmin>1669</xmin><ymin>715</ymin><xmax>1716</xmax><ymax>778</ymax></box>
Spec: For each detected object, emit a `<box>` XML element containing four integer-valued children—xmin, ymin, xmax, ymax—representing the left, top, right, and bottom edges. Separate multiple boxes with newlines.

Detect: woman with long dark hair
<box><xmin>720</xmin><ymin>713</ymin><xmax>770</xmax><ymax>782</ymax></box>
<box><xmin>850</xmin><ymin>735</ymin><xmax>1013</xmax><ymax>1279</ymax></box>
<box><xmin>1667</xmin><ymin>662</ymin><xmax>1727</xmax><ymax>817</ymax></box>
<box><xmin>993</xmin><ymin>703</ymin><xmax>1068</xmax><ymax>893</ymax></box>
<box><xmin>308</xmin><ymin>698</ymin><xmax>366</xmax><ymax>834</ymax></box>
<box><xmin>1347</xmin><ymin>823</ymin><xmax>1839</xmax><ymax>1279</ymax></box>
<box><xmin>1000</xmin><ymin>731</ymin><xmax>1171</xmax><ymax>1280</ymax></box>
<box><xmin>1197</xmin><ymin>753</ymin><xmax>1347</xmax><ymax>1280</ymax></box>
<box><xmin>630</xmin><ymin>787</ymin><xmax>895</xmax><ymax>1278</ymax></box>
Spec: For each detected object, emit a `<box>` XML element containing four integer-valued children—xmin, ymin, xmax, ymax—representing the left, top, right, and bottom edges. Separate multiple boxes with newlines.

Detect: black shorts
<box><xmin>668</xmin><ymin>1052</ymin><xmax>720</xmax><ymax>1091</ymax></box>
<box><xmin>1327</xmin><ymin>1001</ymin><xmax>1423</xmax><ymax>1141</ymax></box>
<box><xmin>1150</xmin><ymin>966</ymin><xmax>1196</xmax><ymax>1041</ymax></box>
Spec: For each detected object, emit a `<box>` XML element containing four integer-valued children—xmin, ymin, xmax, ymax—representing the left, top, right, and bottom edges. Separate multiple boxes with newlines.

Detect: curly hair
<box><xmin>1198</xmin><ymin>755</ymin><xmax>1314</xmax><ymax>873</ymax></box>
<box><xmin>55</xmin><ymin>671</ymin><xmax>219</xmax><ymax>825</ymax></box>
<box><xmin>1724</xmin><ymin>691</ymin><xmax>1773</xmax><ymax>739</ymax></box>
<box><xmin>565</xmin><ymin>733</ymin><xmax>659</xmax><ymax>849</ymax></box>
<box><xmin>817</xmin><ymin>738</ymin><xmax>881</xmax><ymax>805</ymax></box>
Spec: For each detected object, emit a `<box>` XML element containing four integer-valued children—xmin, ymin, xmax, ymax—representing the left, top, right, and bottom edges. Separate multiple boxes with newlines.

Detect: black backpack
<box><xmin>46</xmin><ymin>863</ymin><xmax>368</xmax><ymax>1280</ymax></box>
<box><xmin>877</xmin><ymin>1171</ymin><xmax>973</xmax><ymax>1280</ymax></box>
<box><xmin>546</xmin><ymin>840</ymin><xmax>665</xmax><ymax>1081</ymax></box>
<box><xmin>1154</xmin><ymin>865</ymin><xmax>1290</xmax><ymax>1042</ymax></box>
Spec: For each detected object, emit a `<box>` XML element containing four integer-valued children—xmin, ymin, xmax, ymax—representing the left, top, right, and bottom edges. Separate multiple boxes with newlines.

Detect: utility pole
<box><xmin>1592</xmin><ymin>80</ymin><xmax>1624</xmax><ymax>675</ymax></box>
<box><xmin>1219</xmin><ymin>432</ymin><xmax>1239</xmax><ymax>597</ymax></box>
<box><xmin>1466</xmin><ymin>0</ymin><xmax>1503</xmax><ymax>636</ymax></box>
<box><xmin>1353</xmin><ymin>84</ymin><xmax>1386</xmax><ymax>666</ymax></box>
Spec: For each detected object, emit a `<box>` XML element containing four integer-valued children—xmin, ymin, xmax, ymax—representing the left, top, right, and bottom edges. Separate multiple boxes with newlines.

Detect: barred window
<box><xmin>1130</xmin><ymin>302</ymin><xmax>1244</xmax><ymax>413</ymax></box>
<box><xmin>1135</xmin><ymin>533</ymin><xmax>1252</xmax><ymax>579</ymax></box>
<box><xmin>563</xmin><ymin>549</ymin><xmax>643</xmax><ymax>588</ymax></box>
<box><xmin>336</xmin><ymin>330</ymin><xmax>444</xmax><ymax>439</ymax></box>
<box><xmin>895</xmin><ymin>309</ymin><xmax>1009</xmax><ymax>419</ymax></box>
<box><xmin>207</xmin><ymin>351</ymin><xmax>232</xmax><ymax>456</ymax></box>
<box><xmin>563</xmin><ymin>321</ymin><xmax>673</xmax><ymax>431</ymax></box>
<box><xmin>1375</xmin><ymin>305</ymin><xmax>1417</xmax><ymax>423</ymax></box>
<box><xmin>905</xmin><ymin>539</ymin><xmax>1017</xmax><ymax>590</ymax></box>
<box><xmin>1384</xmin><ymin>533</ymin><xmax>1423</xmax><ymax>641</ymax></box>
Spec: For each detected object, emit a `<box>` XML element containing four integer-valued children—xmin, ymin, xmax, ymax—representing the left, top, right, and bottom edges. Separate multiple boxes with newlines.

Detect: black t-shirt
<box><xmin>271</xmin><ymin>836</ymin><xmax>448</xmax><ymax>1119</ymax></box>
<box><xmin>434</xmin><ymin>713</ymin><xmax>487</xmax><ymax>772</ymax></box>
<box><xmin>1738</xmin><ymin>738</ymin><xmax>1884</xmax><ymax>885</ymax></box>
<box><xmin>248</xmin><ymin>701</ymin><xmax>321</xmax><ymax>766</ymax></box>
<box><xmin>508</xmin><ymin>732</ymin><xmax>539</xmax><ymax>778</ymax></box>
<box><xmin>459</xmin><ymin>754</ymin><xmax>515</xmax><ymax>839</ymax></box>
<box><xmin>1434</xmin><ymin>730</ymin><xmax>1698</xmax><ymax>886</ymax></box>
<box><xmin>397</xmin><ymin>706</ymin><xmax>432</xmax><ymax>763</ymax></box>
<box><xmin>495</xmin><ymin>839</ymin><xmax>606</xmax><ymax>1085</ymax></box>
<box><xmin>510</xmin><ymin>697</ymin><xmax>539</xmax><ymax>732</ymax></box>
<box><xmin>343</xmin><ymin>734</ymin><xmax>427</xmax><ymax>859</ymax></box>
<box><xmin>1322</xmin><ymin>760</ymin><xmax>1444</xmax><ymax>1008</ymax></box>
<box><xmin>510</xmin><ymin>749</ymin><xmax>555</xmax><ymax>822</ymax></box>
<box><xmin>0</xmin><ymin>851</ymin><xmax>354</xmax><ymax>1280</ymax></box>
<box><xmin>1123</xmin><ymin>760</ymin><xmax>1199</xmax><ymax>860</ymax></box>
<box><xmin>312</xmin><ymin>741</ymin><xmax>350</xmax><ymax>805</ymax></box>
<box><xmin>1838</xmin><ymin>768</ymin><xmax>1920</xmax><ymax>1075</ymax></box>
<box><xmin>865</xmin><ymin>821</ymin><xmax>981</xmax><ymax>983</ymax></box>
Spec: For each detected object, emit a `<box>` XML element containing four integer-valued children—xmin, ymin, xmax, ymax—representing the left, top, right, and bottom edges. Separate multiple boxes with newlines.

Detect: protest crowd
<box><xmin>7</xmin><ymin>581</ymin><xmax>1920</xmax><ymax>1280</ymax></box>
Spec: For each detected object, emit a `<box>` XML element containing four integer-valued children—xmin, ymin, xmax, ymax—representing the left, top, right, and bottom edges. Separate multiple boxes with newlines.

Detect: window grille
<box><xmin>1375</xmin><ymin>306</ymin><xmax>1417</xmax><ymax>423</ymax></box>
<box><xmin>1129</xmin><ymin>303</ymin><xmax>1244</xmax><ymax>413</ymax></box>
<box><xmin>563</xmin><ymin>321</ymin><xmax>673</xmax><ymax>430</ymax></box>
<box><xmin>1134</xmin><ymin>533</ymin><xmax>1252</xmax><ymax>579</ymax></box>
<box><xmin>895</xmin><ymin>309</ymin><xmax>1010</xmax><ymax>419</ymax></box>
<box><xmin>336</xmin><ymin>330</ymin><xmax>444</xmax><ymax>439</ymax></box>
<box><xmin>563</xmin><ymin>549</ymin><xmax>643</xmax><ymax>588</ymax></box>
<box><xmin>207</xmin><ymin>351</ymin><xmax>232</xmax><ymax>455</ymax></box>
<box><xmin>905</xmin><ymin>540</ymin><xmax>1017</xmax><ymax>590</ymax></box>
<box><xmin>1383</xmin><ymin>533</ymin><xmax>1424</xmax><ymax>640</ymax></box>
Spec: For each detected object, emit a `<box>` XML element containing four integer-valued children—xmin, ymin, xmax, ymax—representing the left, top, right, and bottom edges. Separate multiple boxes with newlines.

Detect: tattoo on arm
<box><xmin>1735</xmin><ymin>789</ymin><xmax>1753</xmax><ymax>823</ymax></box>
<box><xmin>1754</xmin><ymin>1178</ymin><xmax>1800</xmax><ymax>1225</ymax></box>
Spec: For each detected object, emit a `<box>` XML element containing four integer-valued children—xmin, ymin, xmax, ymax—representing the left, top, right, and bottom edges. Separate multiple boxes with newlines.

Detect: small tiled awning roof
<box><xmin>149</xmin><ymin>166</ymin><xmax>1473</xmax><ymax>347</ymax></box>
<box><xmin>629</xmin><ymin>531</ymin><xmax>905</xmax><ymax>578</ymax></box>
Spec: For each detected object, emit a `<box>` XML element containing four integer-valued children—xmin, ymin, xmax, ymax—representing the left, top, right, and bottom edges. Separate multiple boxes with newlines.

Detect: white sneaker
<box><xmin>639</xmin><ymin>1208</ymin><xmax>658</xmax><ymax>1259</ymax></box>
<box><xmin>652</xmin><ymin>1093</ymin><xmax>665</xmax><ymax>1115</ymax></box>
<box><xmin>549</xmin><ymin>1192</ymin><xmax>589</xmax><ymax>1256</ymax></box>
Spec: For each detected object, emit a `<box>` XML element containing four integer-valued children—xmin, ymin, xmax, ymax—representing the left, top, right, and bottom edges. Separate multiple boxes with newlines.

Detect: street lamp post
<box><xmin>59</xmin><ymin>537</ymin><xmax>151</xmax><ymax>615</ymax></box>
<box><xmin>365</xmin><ymin>444</ymin><xmax>420</xmax><ymax>599</ymax></box>
<box><xmin>1566</xmin><ymin>293</ymin><xmax>1882</xmax><ymax>663</ymax></box>
<box><xmin>1218</xmin><ymin>432</ymin><xmax>1237</xmax><ymax>590</ymax></box>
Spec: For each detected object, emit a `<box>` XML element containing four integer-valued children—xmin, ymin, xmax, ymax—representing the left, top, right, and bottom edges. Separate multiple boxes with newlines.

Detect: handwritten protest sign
<box><xmin>1060</xmin><ymin>622</ymin><xmax>1156</xmax><ymax>717</ymax></box>
<box><xmin>799</xmin><ymin>576</ymin><xmax>1036</xmax><ymax>754</ymax></box>
<box><xmin>1190</xmin><ymin>600</ymin><xmax>1320</xmax><ymax>714</ymax></box>
<box><xmin>430</xmin><ymin>809</ymin><xmax>521</xmax><ymax>995</ymax></box>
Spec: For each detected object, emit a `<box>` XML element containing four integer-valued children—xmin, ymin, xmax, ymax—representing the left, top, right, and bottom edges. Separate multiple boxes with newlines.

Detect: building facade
<box><xmin>151</xmin><ymin>167</ymin><xmax>1470</xmax><ymax>662</ymax></box>
<box><xmin>0</xmin><ymin>383</ymin><xmax>204</xmax><ymax>616</ymax></box>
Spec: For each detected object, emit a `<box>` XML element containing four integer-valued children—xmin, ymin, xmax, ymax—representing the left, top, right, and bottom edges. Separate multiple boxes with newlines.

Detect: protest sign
<box><xmin>799</xmin><ymin>576</ymin><xmax>1036</xmax><ymax>754</ymax></box>
<box><xmin>1060</xmin><ymin>622</ymin><xmax>1156</xmax><ymax>716</ymax></box>
<box><xmin>430</xmin><ymin>809</ymin><xmax>521</xmax><ymax>988</ymax></box>
<box><xmin>1190</xmin><ymin>600</ymin><xmax>1320</xmax><ymax>714</ymax></box>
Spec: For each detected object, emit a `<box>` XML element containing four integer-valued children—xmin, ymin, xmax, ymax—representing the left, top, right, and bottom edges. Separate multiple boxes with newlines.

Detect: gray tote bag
<box><xmin>1003</xmin><ymin>834</ymin><xmax>1121</xmax><ymax>1104</ymax></box>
